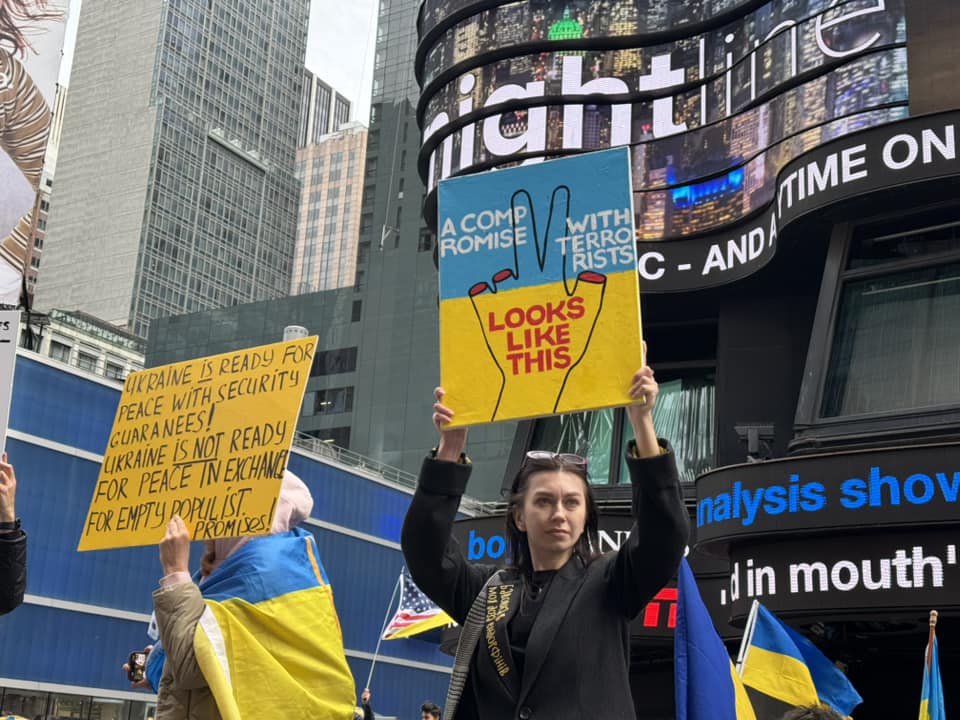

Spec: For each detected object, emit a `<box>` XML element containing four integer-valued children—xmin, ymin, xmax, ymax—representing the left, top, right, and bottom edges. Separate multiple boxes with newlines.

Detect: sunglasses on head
<box><xmin>523</xmin><ymin>451</ymin><xmax>587</xmax><ymax>466</ymax></box>
<box><xmin>507</xmin><ymin>452</ymin><xmax>589</xmax><ymax>496</ymax></box>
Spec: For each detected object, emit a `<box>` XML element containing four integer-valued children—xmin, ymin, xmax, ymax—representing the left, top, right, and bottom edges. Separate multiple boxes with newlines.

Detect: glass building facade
<box><xmin>37</xmin><ymin>0</ymin><xmax>307</xmax><ymax>337</ymax></box>
<box><xmin>129</xmin><ymin>0</ymin><xmax>305</xmax><ymax>336</ymax></box>
<box><xmin>147</xmin><ymin>0</ymin><xmax>521</xmax><ymax>500</ymax></box>
<box><xmin>292</xmin><ymin>123</ymin><xmax>367</xmax><ymax>293</ymax></box>
<box><xmin>299</xmin><ymin>70</ymin><xmax>353</xmax><ymax>147</ymax></box>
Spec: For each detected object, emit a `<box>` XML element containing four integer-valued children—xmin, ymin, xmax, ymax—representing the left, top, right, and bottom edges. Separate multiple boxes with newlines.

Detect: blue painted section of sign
<box><xmin>437</xmin><ymin>147</ymin><xmax>635</xmax><ymax>300</ymax></box>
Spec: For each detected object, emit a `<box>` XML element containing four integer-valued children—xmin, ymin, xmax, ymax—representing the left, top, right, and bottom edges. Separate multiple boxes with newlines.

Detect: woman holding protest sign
<box><xmin>124</xmin><ymin>470</ymin><xmax>356</xmax><ymax>720</ymax></box>
<box><xmin>401</xmin><ymin>353</ymin><xmax>689</xmax><ymax>720</ymax></box>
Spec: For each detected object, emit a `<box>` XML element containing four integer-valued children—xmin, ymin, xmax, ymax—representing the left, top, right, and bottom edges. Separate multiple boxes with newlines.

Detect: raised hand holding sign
<box><xmin>438</xmin><ymin>148</ymin><xmax>642</xmax><ymax>426</ymax></box>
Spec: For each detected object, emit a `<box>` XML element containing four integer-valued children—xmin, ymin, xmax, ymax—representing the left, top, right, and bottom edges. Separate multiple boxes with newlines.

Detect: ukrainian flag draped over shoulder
<box><xmin>193</xmin><ymin>527</ymin><xmax>355</xmax><ymax>720</ymax></box>
<box><xmin>675</xmin><ymin>558</ymin><xmax>756</xmax><ymax>720</ymax></box>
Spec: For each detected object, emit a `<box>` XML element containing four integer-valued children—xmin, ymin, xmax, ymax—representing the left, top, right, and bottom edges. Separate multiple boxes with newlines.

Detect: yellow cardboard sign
<box><xmin>77</xmin><ymin>336</ymin><xmax>318</xmax><ymax>551</ymax></box>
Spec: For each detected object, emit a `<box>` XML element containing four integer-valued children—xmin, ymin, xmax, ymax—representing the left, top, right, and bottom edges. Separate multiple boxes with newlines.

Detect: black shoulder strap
<box><xmin>443</xmin><ymin>570</ymin><xmax>506</xmax><ymax>720</ymax></box>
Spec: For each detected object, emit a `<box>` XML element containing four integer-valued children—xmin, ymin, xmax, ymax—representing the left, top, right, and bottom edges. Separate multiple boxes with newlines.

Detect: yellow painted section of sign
<box><xmin>440</xmin><ymin>270</ymin><xmax>642</xmax><ymax>426</ymax></box>
<box><xmin>77</xmin><ymin>336</ymin><xmax>318</xmax><ymax>551</ymax></box>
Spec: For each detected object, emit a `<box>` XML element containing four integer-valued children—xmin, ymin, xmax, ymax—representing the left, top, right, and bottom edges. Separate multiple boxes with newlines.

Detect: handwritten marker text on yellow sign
<box><xmin>77</xmin><ymin>336</ymin><xmax>318</xmax><ymax>551</ymax></box>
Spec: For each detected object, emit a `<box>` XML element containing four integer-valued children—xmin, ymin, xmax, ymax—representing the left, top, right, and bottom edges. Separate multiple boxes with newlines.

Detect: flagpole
<box><xmin>926</xmin><ymin>609</ymin><xmax>938</xmax><ymax>671</ymax></box>
<box><xmin>366</xmin><ymin>573</ymin><xmax>402</xmax><ymax>690</ymax></box>
<box><xmin>735</xmin><ymin>598</ymin><xmax>760</xmax><ymax>676</ymax></box>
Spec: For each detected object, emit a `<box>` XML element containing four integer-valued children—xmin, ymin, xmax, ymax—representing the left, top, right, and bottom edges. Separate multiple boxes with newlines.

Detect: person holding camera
<box><xmin>402</xmin><ymin>357</ymin><xmax>689</xmax><ymax>720</ymax></box>
<box><xmin>0</xmin><ymin>453</ymin><xmax>26</xmax><ymax>615</ymax></box>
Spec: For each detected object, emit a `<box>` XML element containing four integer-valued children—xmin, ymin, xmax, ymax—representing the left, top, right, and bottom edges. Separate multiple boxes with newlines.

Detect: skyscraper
<box><xmin>25</xmin><ymin>85</ymin><xmax>68</xmax><ymax>295</ymax></box>
<box><xmin>148</xmin><ymin>0</ymin><xmax>512</xmax><ymax>497</ymax></box>
<box><xmin>292</xmin><ymin>121</ymin><xmax>367</xmax><ymax>293</ymax></box>
<box><xmin>35</xmin><ymin>0</ymin><xmax>309</xmax><ymax>336</ymax></box>
<box><xmin>299</xmin><ymin>70</ymin><xmax>353</xmax><ymax>147</ymax></box>
<box><xmin>339</xmin><ymin>0</ymin><xmax>519</xmax><ymax>495</ymax></box>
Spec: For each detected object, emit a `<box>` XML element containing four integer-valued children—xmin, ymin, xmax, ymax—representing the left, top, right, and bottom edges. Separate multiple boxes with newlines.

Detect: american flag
<box><xmin>382</xmin><ymin>567</ymin><xmax>454</xmax><ymax>640</ymax></box>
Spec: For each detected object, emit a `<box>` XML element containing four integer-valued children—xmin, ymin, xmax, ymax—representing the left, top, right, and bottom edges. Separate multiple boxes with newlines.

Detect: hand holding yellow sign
<box><xmin>78</xmin><ymin>336</ymin><xmax>317</xmax><ymax>551</ymax></box>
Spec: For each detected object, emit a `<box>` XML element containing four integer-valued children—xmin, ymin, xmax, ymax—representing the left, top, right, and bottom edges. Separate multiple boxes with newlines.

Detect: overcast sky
<box><xmin>62</xmin><ymin>0</ymin><xmax>377</xmax><ymax>125</ymax></box>
<box><xmin>307</xmin><ymin>0</ymin><xmax>378</xmax><ymax>124</ymax></box>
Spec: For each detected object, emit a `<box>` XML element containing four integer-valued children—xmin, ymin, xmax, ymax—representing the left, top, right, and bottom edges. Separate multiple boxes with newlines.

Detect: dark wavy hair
<box><xmin>0</xmin><ymin>0</ymin><xmax>61</xmax><ymax>56</ymax></box>
<box><xmin>420</xmin><ymin>702</ymin><xmax>442</xmax><ymax>719</ymax></box>
<box><xmin>505</xmin><ymin>455</ymin><xmax>600</xmax><ymax>578</ymax></box>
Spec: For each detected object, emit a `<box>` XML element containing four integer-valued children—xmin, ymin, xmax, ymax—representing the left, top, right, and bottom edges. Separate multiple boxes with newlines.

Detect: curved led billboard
<box><xmin>423</xmin><ymin>50</ymin><xmax>908</xmax><ymax>238</ymax></box>
<box><xmin>419</xmin><ymin>0</ymin><xmax>904</xmax><ymax>93</ymax></box>
<box><xmin>695</xmin><ymin>439</ymin><xmax>960</xmax><ymax>550</ymax></box>
<box><xmin>417</xmin><ymin>0</ymin><xmax>913</xmax><ymax>291</ymax></box>
<box><xmin>419</xmin><ymin>0</ymin><xmax>759</xmax><ymax>44</ymax></box>
<box><xmin>725</xmin><ymin>527</ymin><xmax>960</xmax><ymax>621</ymax></box>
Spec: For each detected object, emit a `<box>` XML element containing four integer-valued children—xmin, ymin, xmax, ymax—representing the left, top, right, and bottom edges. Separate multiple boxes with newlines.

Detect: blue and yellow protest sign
<box><xmin>438</xmin><ymin>147</ymin><xmax>642</xmax><ymax>426</ymax></box>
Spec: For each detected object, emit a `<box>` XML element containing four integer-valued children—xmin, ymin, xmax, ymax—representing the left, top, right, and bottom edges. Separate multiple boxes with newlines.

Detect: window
<box><xmin>526</xmin><ymin>373</ymin><xmax>715</xmax><ymax>486</ymax></box>
<box><xmin>418</xmin><ymin>229</ymin><xmax>434</xmax><ymax>252</ymax></box>
<box><xmin>306</xmin><ymin>425</ymin><xmax>351</xmax><ymax>448</ymax></box>
<box><xmin>310</xmin><ymin>347</ymin><xmax>358</xmax><ymax>376</ymax></box>
<box><xmin>0</xmin><ymin>688</ymin><xmax>154</xmax><ymax>719</ymax></box>
<box><xmin>48</xmin><ymin>694</ymin><xmax>86</xmax><ymax>718</ymax></box>
<box><xmin>823</xmin><ymin>220</ymin><xmax>960</xmax><ymax>418</ymax></box>
<box><xmin>351</xmin><ymin>300</ymin><xmax>362</xmax><ymax>322</ymax></box>
<box><xmin>794</xmin><ymin>202</ymin><xmax>960</xmax><ymax>448</ymax></box>
<box><xmin>0</xmin><ymin>688</ymin><xmax>47</xmax><ymax>716</ymax></box>
<box><xmin>312</xmin><ymin>386</ymin><xmax>354</xmax><ymax>414</ymax></box>
<box><xmin>618</xmin><ymin>374</ymin><xmax>715</xmax><ymax>484</ymax></box>
<box><xmin>529</xmin><ymin>408</ymin><xmax>617</xmax><ymax>485</ymax></box>
<box><xmin>49</xmin><ymin>339</ymin><xmax>71</xmax><ymax>363</ymax></box>
<box><xmin>301</xmin><ymin>390</ymin><xmax>316</xmax><ymax>416</ymax></box>
<box><xmin>359</xmin><ymin>212</ymin><xmax>373</xmax><ymax>235</ymax></box>
<box><xmin>356</xmin><ymin>240</ymin><xmax>371</xmax><ymax>267</ymax></box>
<box><xmin>105</xmin><ymin>361</ymin><xmax>126</xmax><ymax>380</ymax></box>
<box><xmin>77</xmin><ymin>351</ymin><xmax>99</xmax><ymax>372</ymax></box>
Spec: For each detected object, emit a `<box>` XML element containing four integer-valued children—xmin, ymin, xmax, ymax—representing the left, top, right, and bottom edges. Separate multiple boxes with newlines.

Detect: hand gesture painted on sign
<box><xmin>468</xmin><ymin>186</ymin><xmax>606</xmax><ymax>421</ymax></box>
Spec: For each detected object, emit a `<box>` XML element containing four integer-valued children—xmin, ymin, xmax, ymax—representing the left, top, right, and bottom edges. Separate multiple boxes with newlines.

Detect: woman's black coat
<box><xmin>401</xmin><ymin>445</ymin><xmax>689</xmax><ymax>720</ymax></box>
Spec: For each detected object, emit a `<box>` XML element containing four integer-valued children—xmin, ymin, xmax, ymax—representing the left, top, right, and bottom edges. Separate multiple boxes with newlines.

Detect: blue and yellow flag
<box><xmin>740</xmin><ymin>601</ymin><xmax>862</xmax><ymax>718</ymax></box>
<box><xmin>193</xmin><ymin>528</ymin><xmax>355</xmax><ymax>720</ymax></box>
<box><xmin>919</xmin><ymin>628</ymin><xmax>945</xmax><ymax>720</ymax></box>
<box><xmin>675</xmin><ymin>558</ymin><xmax>756</xmax><ymax>720</ymax></box>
